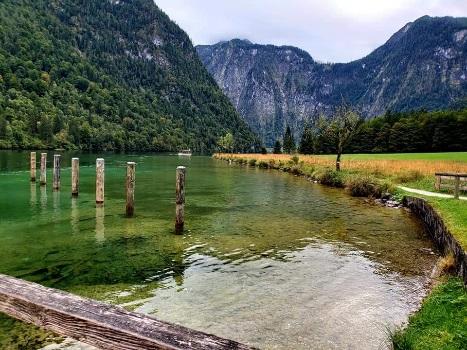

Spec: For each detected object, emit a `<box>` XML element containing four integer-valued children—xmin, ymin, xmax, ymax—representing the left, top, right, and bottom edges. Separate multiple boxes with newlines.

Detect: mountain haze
<box><xmin>197</xmin><ymin>16</ymin><xmax>467</xmax><ymax>145</ymax></box>
<box><xmin>0</xmin><ymin>0</ymin><xmax>257</xmax><ymax>152</ymax></box>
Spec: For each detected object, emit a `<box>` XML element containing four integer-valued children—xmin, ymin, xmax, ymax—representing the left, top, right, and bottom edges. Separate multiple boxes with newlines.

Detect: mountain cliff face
<box><xmin>197</xmin><ymin>16</ymin><xmax>467</xmax><ymax>145</ymax></box>
<box><xmin>0</xmin><ymin>0</ymin><xmax>257</xmax><ymax>152</ymax></box>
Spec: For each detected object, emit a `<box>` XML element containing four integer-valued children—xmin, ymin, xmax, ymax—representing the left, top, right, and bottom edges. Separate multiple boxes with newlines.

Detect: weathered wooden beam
<box><xmin>435</xmin><ymin>172</ymin><xmax>467</xmax><ymax>177</ymax></box>
<box><xmin>126</xmin><ymin>162</ymin><xmax>136</xmax><ymax>217</ymax></box>
<box><xmin>0</xmin><ymin>274</ymin><xmax>253</xmax><ymax>350</ymax></box>
<box><xmin>175</xmin><ymin>166</ymin><xmax>186</xmax><ymax>234</ymax></box>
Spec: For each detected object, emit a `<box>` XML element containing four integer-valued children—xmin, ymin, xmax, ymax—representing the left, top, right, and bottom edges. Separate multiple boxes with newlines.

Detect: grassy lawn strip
<box><xmin>392</xmin><ymin>277</ymin><xmax>467</xmax><ymax>350</ymax></box>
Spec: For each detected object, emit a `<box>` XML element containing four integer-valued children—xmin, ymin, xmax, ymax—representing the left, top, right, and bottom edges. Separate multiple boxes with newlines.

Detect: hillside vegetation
<box><xmin>0</xmin><ymin>0</ymin><xmax>257</xmax><ymax>152</ymax></box>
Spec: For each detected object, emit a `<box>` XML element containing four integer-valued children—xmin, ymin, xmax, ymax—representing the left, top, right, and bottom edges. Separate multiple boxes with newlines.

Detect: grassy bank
<box><xmin>392</xmin><ymin>277</ymin><xmax>466</xmax><ymax>350</ymax></box>
<box><xmin>215</xmin><ymin>152</ymin><xmax>467</xmax><ymax>350</ymax></box>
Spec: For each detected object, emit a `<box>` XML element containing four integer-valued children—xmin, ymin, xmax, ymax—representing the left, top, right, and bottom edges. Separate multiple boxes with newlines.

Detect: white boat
<box><xmin>178</xmin><ymin>149</ymin><xmax>192</xmax><ymax>156</ymax></box>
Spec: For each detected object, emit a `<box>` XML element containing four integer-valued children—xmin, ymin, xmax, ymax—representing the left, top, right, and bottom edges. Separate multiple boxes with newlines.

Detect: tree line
<box><xmin>274</xmin><ymin>107</ymin><xmax>467</xmax><ymax>157</ymax></box>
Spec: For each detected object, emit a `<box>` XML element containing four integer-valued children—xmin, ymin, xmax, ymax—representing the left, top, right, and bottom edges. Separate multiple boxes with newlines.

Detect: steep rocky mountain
<box><xmin>0</xmin><ymin>0</ymin><xmax>257</xmax><ymax>152</ymax></box>
<box><xmin>197</xmin><ymin>16</ymin><xmax>467</xmax><ymax>146</ymax></box>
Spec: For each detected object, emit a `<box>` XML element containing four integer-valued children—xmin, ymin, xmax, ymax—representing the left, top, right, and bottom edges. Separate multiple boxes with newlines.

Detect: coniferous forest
<box><xmin>0</xmin><ymin>0</ymin><xmax>258</xmax><ymax>153</ymax></box>
<box><xmin>298</xmin><ymin>108</ymin><xmax>467</xmax><ymax>154</ymax></box>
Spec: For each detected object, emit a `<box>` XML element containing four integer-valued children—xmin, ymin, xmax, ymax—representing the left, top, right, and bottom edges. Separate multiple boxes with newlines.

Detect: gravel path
<box><xmin>398</xmin><ymin>186</ymin><xmax>467</xmax><ymax>201</ymax></box>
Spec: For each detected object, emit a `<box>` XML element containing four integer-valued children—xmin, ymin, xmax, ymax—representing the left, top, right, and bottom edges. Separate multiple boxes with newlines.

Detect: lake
<box><xmin>0</xmin><ymin>151</ymin><xmax>437</xmax><ymax>349</ymax></box>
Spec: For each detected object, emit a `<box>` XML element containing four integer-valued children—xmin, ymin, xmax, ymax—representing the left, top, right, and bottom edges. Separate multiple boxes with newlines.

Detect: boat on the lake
<box><xmin>177</xmin><ymin>149</ymin><xmax>192</xmax><ymax>156</ymax></box>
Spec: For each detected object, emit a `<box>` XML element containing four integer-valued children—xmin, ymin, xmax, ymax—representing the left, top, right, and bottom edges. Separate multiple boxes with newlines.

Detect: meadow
<box><xmin>222</xmin><ymin>152</ymin><xmax>467</xmax><ymax>177</ymax></box>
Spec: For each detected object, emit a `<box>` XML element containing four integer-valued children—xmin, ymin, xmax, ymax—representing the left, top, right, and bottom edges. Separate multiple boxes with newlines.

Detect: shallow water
<box><xmin>0</xmin><ymin>151</ymin><xmax>437</xmax><ymax>349</ymax></box>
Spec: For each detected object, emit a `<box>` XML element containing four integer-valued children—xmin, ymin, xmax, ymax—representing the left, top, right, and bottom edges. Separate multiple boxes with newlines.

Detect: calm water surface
<box><xmin>0</xmin><ymin>151</ymin><xmax>437</xmax><ymax>349</ymax></box>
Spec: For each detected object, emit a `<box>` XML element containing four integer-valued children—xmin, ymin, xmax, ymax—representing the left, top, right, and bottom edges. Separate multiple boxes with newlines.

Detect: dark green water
<box><xmin>0</xmin><ymin>151</ymin><xmax>437</xmax><ymax>349</ymax></box>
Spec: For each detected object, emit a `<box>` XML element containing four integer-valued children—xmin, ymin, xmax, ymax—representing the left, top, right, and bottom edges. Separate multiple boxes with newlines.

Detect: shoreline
<box><xmin>214</xmin><ymin>153</ymin><xmax>467</xmax><ymax>349</ymax></box>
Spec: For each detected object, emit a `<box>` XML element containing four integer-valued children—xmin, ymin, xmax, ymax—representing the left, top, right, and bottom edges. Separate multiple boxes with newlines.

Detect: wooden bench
<box><xmin>435</xmin><ymin>172</ymin><xmax>467</xmax><ymax>199</ymax></box>
<box><xmin>0</xmin><ymin>274</ymin><xmax>254</xmax><ymax>350</ymax></box>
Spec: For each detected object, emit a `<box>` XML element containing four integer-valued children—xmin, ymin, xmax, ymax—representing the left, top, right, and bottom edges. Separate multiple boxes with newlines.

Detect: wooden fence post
<box><xmin>71</xmin><ymin>158</ymin><xmax>79</xmax><ymax>197</ymax></box>
<box><xmin>96</xmin><ymin>158</ymin><xmax>105</xmax><ymax>204</ymax></box>
<box><xmin>175</xmin><ymin>166</ymin><xmax>186</xmax><ymax>234</ymax></box>
<box><xmin>53</xmin><ymin>155</ymin><xmax>61</xmax><ymax>190</ymax></box>
<box><xmin>454</xmin><ymin>175</ymin><xmax>460</xmax><ymax>200</ymax></box>
<box><xmin>40</xmin><ymin>153</ymin><xmax>47</xmax><ymax>186</ymax></box>
<box><xmin>435</xmin><ymin>175</ymin><xmax>441</xmax><ymax>191</ymax></box>
<box><xmin>30</xmin><ymin>152</ymin><xmax>36</xmax><ymax>182</ymax></box>
<box><xmin>126</xmin><ymin>162</ymin><xmax>136</xmax><ymax>217</ymax></box>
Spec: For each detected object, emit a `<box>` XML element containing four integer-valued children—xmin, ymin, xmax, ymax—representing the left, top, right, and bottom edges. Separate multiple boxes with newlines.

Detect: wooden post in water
<box><xmin>175</xmin><ymin>166</ymin><xmax>186</xmax><ymax>234</ymax></box>
<box><xmin>96</xmin><ymin>158</ymin><xmax>105</xmax><ymax>204</ymax></box>
<box><xmin>454</xmin><ymin>175</ymin><xmax>460</xmax><ymax>200</ymax></box>
<box><xmin>40</xmin><ymin>153</ymin><xmax>47</xmax><ymax>186</ymax></box>
<box><xmin>71</xmin><ymin>158</ymin><xmax>79</xmax><ymax>197</ymax></box>
<box><xmin>126</xmin><ymin>162</ymin><xmax>136</xmax><ymax>217</ymax></box>
<box><xmin>53</xmin><ymin>155</ymin><xmax>61</xmax><ymax>191</ymax></box>
<box><xmin>30</xmin><ymin>152</ymin><xmax>36</xmax><ymax>182</ymax></box>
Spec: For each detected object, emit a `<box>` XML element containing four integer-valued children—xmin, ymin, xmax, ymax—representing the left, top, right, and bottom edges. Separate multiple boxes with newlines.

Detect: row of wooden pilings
<box><xmin>29</xmin><ymin>152</ymin><xmax>186</xmax><ymax>233</ymax></box>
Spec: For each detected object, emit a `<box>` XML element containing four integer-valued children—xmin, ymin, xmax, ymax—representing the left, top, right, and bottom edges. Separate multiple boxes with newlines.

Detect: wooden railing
<box><xmin>0</xmin><ymin>274</ymin><xmax>254</xmax><ymax>350</ymax></box>
<box><xmin>435</xmin><ymin>172</ymin><xmax>467</xmax><ymax>199</ymax></box>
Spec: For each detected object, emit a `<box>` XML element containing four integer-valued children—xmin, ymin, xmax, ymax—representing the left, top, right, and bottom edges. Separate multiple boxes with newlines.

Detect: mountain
<box><xmin>197</xmin><ymin>16</ymin><xmax>467</xmax><ymax>146</ymax></box>
<box><xmin>0</xmin><ymin>0</ymin><xmax>257</xmax><ymax>152</ymax></box>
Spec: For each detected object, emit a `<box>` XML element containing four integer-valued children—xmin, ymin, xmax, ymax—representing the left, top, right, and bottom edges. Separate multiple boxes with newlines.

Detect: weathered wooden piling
<box><xmin>40</xmin><ymin>153</ymin><xmax>47</xmax><ymax>186</ymax></box>
<box><xmin>53</xmin><ymin>155</ymin><xmax>61</xmax><ymax>190</ymax></box>
<box><xmin>96</xmin><ymin>158</ymin><xmax>105</xmax><ymax>204</ymax></box>
<box><xmin>71</xmin><ymin>158</ymin><xmax>79</xmax><ymax>197</ymax></box>
<box><xmin>126</xmin><ymin>162</ymin><xmax>136</xmax><ymax>217</ymax></box>
<box><xmin>175</xmin><ymin>166</ymin><xmax>186</xmax><ymax>234</ymax></box>
<box><xmin>30</xmin><ymin>152</ymin><xmax>36</xmax><ymax>182</ymax></box>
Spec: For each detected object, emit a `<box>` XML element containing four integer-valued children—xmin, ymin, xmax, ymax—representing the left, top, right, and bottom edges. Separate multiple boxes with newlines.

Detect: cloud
<box><xmin>155</xmin><ymin>0</ymin><xmax>467</xmax><ymax>62</ymax></box>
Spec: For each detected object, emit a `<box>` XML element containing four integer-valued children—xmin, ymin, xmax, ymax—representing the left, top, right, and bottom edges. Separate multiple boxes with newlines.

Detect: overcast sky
<box><xmin>155</xmin><ymin>0</ymin><xmax>467</xmax><ymax>63</ymax></box>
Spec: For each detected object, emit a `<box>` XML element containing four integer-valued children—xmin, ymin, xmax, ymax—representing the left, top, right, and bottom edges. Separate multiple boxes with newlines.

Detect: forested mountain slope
<box><xmin>197</xmin><ymin>16</ymin><xmax>467</xmax><ymax>145</ymax></box>
<box><xmin>0</xmin><ymin>0</ymin><xmax>257</xmax><ymax>152</ymax></box>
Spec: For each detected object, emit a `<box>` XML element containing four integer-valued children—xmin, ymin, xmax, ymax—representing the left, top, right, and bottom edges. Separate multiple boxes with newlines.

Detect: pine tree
<box><xmin>299</xmin><ymin>124</ymin><xmax>314</xmax><ymax>154</ymax></box>
<box><xmin>283</xmin><ymin>126</ymin><xmax>296</xmax><ymax>154</ymax></box>
<box><xmin>273</xmin><ymin>140</ymin><xmax>282</xmax><ymax>154</ymax></box>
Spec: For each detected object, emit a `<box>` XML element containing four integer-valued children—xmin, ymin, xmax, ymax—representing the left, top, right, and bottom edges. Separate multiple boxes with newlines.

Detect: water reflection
<box><xmin>30</xmin><ymin>183</ymin><xmax>36</xmax><ymax>207</ymax></box>
<box><xmin>71</xmin><ymin>197</ymin><xmax>79</xmax><ymax>235</ymax></box>
<box><xmin>52</xmin><ymin>190</ymin><xmax>60</xmax><ymax>222</ymax></box>
<box><xmin>40</xmin><ymin>185</ymin><xmax>47</xmax><ymax>210</ymax></box>
<box><xmin>95</xmin><ymin>205</ymin><xmax>105</xmax><ymax>243</ymax></box>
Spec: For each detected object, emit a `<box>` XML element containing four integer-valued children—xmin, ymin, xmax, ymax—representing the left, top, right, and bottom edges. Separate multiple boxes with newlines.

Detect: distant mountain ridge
<box><xmin>197</xmin><ymin>16</ymin><xmax>467</xmax><ymax>145</ymax></box>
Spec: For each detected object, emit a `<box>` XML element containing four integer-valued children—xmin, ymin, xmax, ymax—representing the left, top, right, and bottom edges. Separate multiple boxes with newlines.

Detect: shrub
<box><xmin>291</xmin><ymin>156</ymin><xmax>299</xmax><ymax>165</ymax></box>
<box><xmin>268</xmin><ymin>159</ymin><xmax>279</xmax><ymax>169</ymax></box>
<box><xmin>346</xmin><ymin>175</ymin><xmax>380</xmax><ymax>197</ymax></box>
<box><xmin>346</xmin><ymin>175</ymin><xmax>395</xmax><ymax>198</ymax></box>
<box><xmin>248</xmin><ymin>159</ymin><xmax>257</xmax><ymax>166</ymax></box>
<box><xmin>290</xmin><ymin>165</ymin><xmax>303</xmax><ymax>175</ymax></box>
<box><xmin>396</xmin><ymin>170</ymin><xmax>424</xmax><ymax>183</ymax></box>
<box><xmin>317</xmin><ymin>169</ymin><xmax>344</xmax><ymax>187</ymax></box>
<box><xmin>258</xmin><ymin>160</ymin><xmax>269</xmax><ymax>169</ymax></box>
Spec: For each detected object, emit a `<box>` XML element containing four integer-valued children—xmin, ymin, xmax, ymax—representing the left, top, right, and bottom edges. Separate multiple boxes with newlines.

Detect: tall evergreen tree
<box><xmin>299</xmin><ymin>124</ymin><xmax>314</xmax><ymax>154</ymax></box>
<box><xmin>273</xmin><ymin>140</ymin><xmax>282</xmax><ymax>154</ymax></box>
<box><xmin>283</xmin><ymin>126</ymin><xmax>296</xmax><ymax>154</ymax></box>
